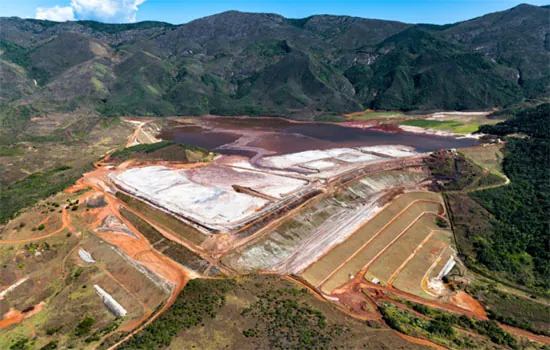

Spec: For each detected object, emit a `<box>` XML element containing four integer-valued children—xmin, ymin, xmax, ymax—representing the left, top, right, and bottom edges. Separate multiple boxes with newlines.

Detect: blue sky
<box><xmin>2</xmin><ymin>0</ymin><xmax>547</xmax><ymax>24</ymax></box>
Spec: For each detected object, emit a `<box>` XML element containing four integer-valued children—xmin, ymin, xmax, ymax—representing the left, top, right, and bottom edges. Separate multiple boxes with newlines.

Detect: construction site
<box><xmin>1</xmin><ymin>117</ymin><xmax>548</xmax><ymax>350</ymax></box>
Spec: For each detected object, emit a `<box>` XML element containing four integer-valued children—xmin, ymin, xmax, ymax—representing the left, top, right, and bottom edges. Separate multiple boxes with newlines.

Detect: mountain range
<box><xmin>0</xmin><ymin>3</ymin><xmax>548</xmax><ymax>119</ymax></box>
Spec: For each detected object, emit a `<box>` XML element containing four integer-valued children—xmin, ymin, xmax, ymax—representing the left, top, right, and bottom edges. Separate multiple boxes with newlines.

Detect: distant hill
<box><xmin>0</xmin><ymin>4</ymin><xmax>548</xmax><ymax>119</ymax></box>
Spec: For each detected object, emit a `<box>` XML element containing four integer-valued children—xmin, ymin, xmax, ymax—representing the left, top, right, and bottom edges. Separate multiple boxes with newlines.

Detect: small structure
<box><xmin>78</xmin><ymin>248</ymin><xmax>95</xmax><ymax>263</ymax></box>
<box><xmin>436</xmin><ymin>257</ymin><xmax>456</xmax><ymax>280</ymax></box>
<box><xmin>94</xmin><ymin>285</ymin><xmax>127</xmax><ymax>318</ymax></box>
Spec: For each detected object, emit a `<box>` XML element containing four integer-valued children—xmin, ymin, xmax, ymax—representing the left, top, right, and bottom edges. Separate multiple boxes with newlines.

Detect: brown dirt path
<box><xmin>393</xmin><ymin>331</ymin><xmax>447</xmax><ymax>350</ymax></box>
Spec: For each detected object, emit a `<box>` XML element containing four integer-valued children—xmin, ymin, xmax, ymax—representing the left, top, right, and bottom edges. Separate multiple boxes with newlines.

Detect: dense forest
<box><xmin>466</xmin><ymin>104</ymin><xmax>549</xmax><ymax>290</ymax></box>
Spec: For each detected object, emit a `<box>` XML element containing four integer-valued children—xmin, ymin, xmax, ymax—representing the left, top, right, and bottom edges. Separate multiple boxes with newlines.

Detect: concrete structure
<box><xmin>78</xmin><ymin>248</ymin><xmax>95</xmax><ymax>263</ymax></box>
<box><xmin>94</xmin><ymin>284</ymin><xmax>128</xmax><ymax>318</ymax></box>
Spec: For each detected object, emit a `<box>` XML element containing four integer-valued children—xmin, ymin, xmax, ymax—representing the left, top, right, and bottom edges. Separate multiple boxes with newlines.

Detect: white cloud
<box><xmin>35</xmin><ymin>5</ymin><xmax>75</xmax><ymax>22</ymax></box>
<box><xmin>70</xmin><ymin>0</ymin><xmax>147</xmax><ymax>23</ymax></box>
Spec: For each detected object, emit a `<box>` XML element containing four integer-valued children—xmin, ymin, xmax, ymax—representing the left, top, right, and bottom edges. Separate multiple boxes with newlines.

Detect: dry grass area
<box><xmin>392</xmin><ymin>231</ymin><xmax>453</xmax><ymax>299</ymax></box>
<box><xmin>458</xmin><ymin>144</ymin><xmax>505</xmax><ymax>176</ymax></box>
<box><xmin>300</xmin><ymin>191</ymin><xmax>443</xmax><ymax>294</ymax></box>
<box><xmin>222</xmin><ymin>169</ymin><xmax>429</xmax><ymax>274</ymax></box>
<box><xmin>162</xmin><ymin>275</ymin><xmax>418</xmax><ymax>350</ymax></box>
<box><xmin>0</xmin><ymin>115</ymin><xmax>133</xmax><ymax>187</ymax></box>
<box><xmin>364</xmin><ymin>215</ymin><xmax>445</xmax><ymax>285</ymax></box>
<box><xmin>320</xmin><ymin>202</ymin><xmax>443</xmax><ymax>294</ymax></box>
<box><xmin>0</xmin><ymin>183</ymin><xmax>169</xmax><ymax>349</ymax></box>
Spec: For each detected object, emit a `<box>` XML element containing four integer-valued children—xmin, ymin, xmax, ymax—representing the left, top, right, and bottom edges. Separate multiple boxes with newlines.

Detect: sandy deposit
<box><xmin>357</xmin><ymin>145</ymin><xmax>418</xmax><ymax>158</ymax></box>
<box><xmin>258</xmin><ymin>145</ymin><xmax>422</xmax><ymax>179</ymax></box>
<box><xmin>273</xmin><ymin>193</ymin><xmax>386</xmax><ymax>274</ymax></box>
<box><xmin>110</xmin><ymin>166</ymin><xmax>269</xmax><ymax>228</ymax></box>
<box><xmin>185</xmin><ymin>165</ymin><xmax>307</xmax><ymax>199</ymax></box>
<box><xmin>259</xmin><ymin>148</ymin><xmax>379</xmax><ymax>169</ymax></box>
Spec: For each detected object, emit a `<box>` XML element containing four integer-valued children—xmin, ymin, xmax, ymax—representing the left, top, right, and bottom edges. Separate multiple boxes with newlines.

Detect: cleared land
<box><xmin>222</xmin><ymin>169</ymin><xmax>428</xmax><ymax>273</ymax></box>
<box><xmin>320</xmin><ymin>202</ymin><xmax>443</xmax><ymax>294</ymax></box>
<box><xmin>300</xmin><ymin>191</ymin><xmax>443</xmax><ymax>294</ymax></box>
<box><xmin>392</xmin><ymin>231</ymin><xmax>453</xmax><ymax>299</ymax></box>
<box><xmin>458</xmin><ymin>144</ymin><xmax>505</xmax><ymax>176</ymax></box>
<box><xmin>364</xmin><ymin>215</ymin><xmax>446</xmax><ymax>285</ymax></box>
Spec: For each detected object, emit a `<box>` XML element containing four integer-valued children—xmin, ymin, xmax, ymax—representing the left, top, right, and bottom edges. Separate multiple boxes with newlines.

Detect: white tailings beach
<box><xmin>110</xmin><ymin>166</ymin><xmax>269</xmax><ymax>227</ymax></box>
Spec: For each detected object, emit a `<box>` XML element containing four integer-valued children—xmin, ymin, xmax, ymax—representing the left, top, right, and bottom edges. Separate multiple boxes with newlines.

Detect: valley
<box><xmin>1</xmin><ymin>113</ymin><xmax>548</xmax><ymax>349</ymax></box>
<box><xmin>0</xmin><ymin>4</ymin><xmax>548</xmax><ymax>348</ymax></box>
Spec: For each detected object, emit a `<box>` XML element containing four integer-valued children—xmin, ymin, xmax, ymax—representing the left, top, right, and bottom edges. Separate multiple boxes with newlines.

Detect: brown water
<box><xmin>160</xmin><ymin>117</ymin><xmax>478</xmax><ymax>156</ymax></box>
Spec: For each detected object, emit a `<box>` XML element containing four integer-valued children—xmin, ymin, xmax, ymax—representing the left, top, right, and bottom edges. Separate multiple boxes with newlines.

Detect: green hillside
<box><xmin>0</xmin><ymin>4</ymin><xmax>548</xmax><ymax>119</ymax></box>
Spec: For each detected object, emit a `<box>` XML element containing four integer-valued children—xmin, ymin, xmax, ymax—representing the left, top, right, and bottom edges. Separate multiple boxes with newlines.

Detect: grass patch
<box><xmin>380</xmin><ymin>302</ymin><xmax>518</xmax><ymax>349</ymax></box>
<box><xmin>467</xmin><ymin>283</ymin><xmax>550</xmax><ymax>336</ymax></box>
<box><xmin>399</xmin><ymin>119</ymin><xmax>480</xmax><ymax>134</ymax></box>
<box><xmin>452</xmin><ymin>123</ymin><xmax>479</xmax><ymax>133</ymax></box>
<box><xmin>400</xmin><ymin>119</ymin><xmax>461</xmax><ymax>129</ymax></box>
<box><xmin>0</xmin><ymin>146</ymin><xmax>24</xmax><ymax>157</ymax></box>
<box><xmin>314</xmin><ymin>115</ymin><xmax>346</xmax><ymax>122</ymax></box>
<box><xmin>91</xmin><ymin>77</ymin><xmax>105</xmax><ymax>91</ymax></box>
<box><xmin>117</xmin><ymin>279</ymin><xmax>231</xmax><ymax>349</ymax></box>
<box><xmin>109</xmin><ymin>141</ymin><xmax>211</xmax><ymax>163</ymax></box>
<box><xmin>350</xmin><ymin>111</ymin><xmax>404</xmax><ymax>120</ymax></box>
<box><xmin>0</xmin><ymin>165</ymin><xmax>87</xmax><ymax>224</ymax></box>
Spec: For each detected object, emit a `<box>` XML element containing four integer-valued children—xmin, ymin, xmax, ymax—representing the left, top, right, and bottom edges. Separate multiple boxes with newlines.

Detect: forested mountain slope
<box><xmin>0</xmin><ymin>4</ymin><xmax>548</xmax><ymax>121</ymax></box>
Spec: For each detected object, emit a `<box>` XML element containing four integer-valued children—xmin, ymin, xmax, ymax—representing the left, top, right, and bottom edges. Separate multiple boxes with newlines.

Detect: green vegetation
<box><xmin>399</xmin><ymin>119</ymin><xmax>479</xmax><ymax>134</ymax></box>
<box><xmin>111</xmin><ymin>275</ymin><xmax>407</xmax><ymax>349</ymax></box>
<box><xmin>468</xmin><ymin>104</ymin><xmax>549</xmax><ymax>290</ymax></box>
<box><xmin>117</xmin><ymin>278</ymin><xmax>350</xmax><ymax>349</ymax></box>
<box><xmin>240</xmin><ymin>287</ymin><xmax>347</xmax><ymax>348</ymax></box>
<box><xmin>1</xmin><ymin>5</ymin><xmax>547</xmax><ymax>118</ymax></box>
<box><xmin>9</xmin><ymin>338</ymin><xmax>30</xmax><ymax>350</ymax></box>
<box><xmin>0</xmin><ymin>146</ymin><xmax>23</xmax><ymax>157</ymax></box>
<box><xmin>467</xmin><ymin>283</ymin><xmax>550</xmax><ymax>336</ymax></box>
<box><xmin>78</xmin><ymin>20</ymin><xmax>173</xmax><ymax>34</ymax></box>
<box><xmin>380</xmin><ymin>302</ymin><xmax>518</xmax><ymax>349</ymax></box>
<box><xmin>75</xmin><ymin>316</ymin><xmax>96</xmax><ymax>336</ymax></box>
<box><xmin>452</xmin><ymin>123</ymin><xmax>479</xmax><ymax>134</ymax></box>
<box><xmin>39</xmin><ymin>341</ymin><xmax>58</xmax><ymax>350</ymax></box>
<box><xmin>313</xmin><ymin>115</ymin><xmax>346</xmax><ymax>122</ymax></box>
<box><xmin>0</xmin><ymin>165</ymin><xmax>86</xmax><ymax>224</ymax></box>
<box><xmin>350</xmin><ymin>111</ymin><xmax>404</xmax><ymax>120</ymax></box>
<box><xmin>435</xmin><ymin>217</ymin><xmax>448</xmax><ymax>228</ymax></box>
<box><xmin>118</xmin><ymin>279</ymin><xmax>229</xmax><ymax>349</ymax></box>
<box><xmin>400</xmin><ymin>119</ymin><xmax>462</xmax><ymax>129</ymax></box>
<box><xmin>110</xmin><ymin>141</ymin><xmax>175</xmax><ymax>158</ymax></box>
<box><xmin>109</xmin><ymin>141</ymin><xmax>212</xmax><ymax>163</ymax></box>
<box><xmin>426</xmin><ymin>151</ymin><xmax>505</xmax><ymax>191</ymax></box>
